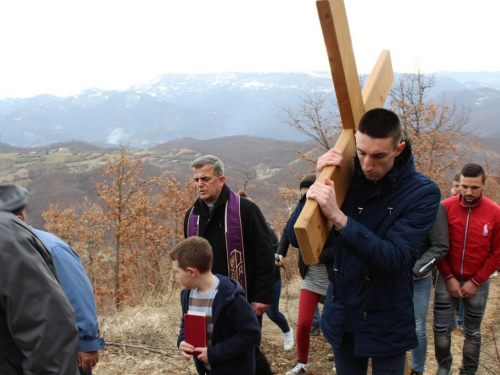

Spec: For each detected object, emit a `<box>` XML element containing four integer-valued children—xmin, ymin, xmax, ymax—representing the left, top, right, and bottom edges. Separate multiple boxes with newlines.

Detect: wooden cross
<box><xmin>293</xmin><ymin>0</ymin><xmax>394</xmax><ymax>265</ymax></box>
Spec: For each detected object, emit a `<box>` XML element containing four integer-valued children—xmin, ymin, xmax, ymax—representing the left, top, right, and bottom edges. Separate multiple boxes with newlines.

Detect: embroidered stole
<box><xmin>187</xmin><ymin>190</ymin><xmax>247</xmax><ymax>296</ymax></box>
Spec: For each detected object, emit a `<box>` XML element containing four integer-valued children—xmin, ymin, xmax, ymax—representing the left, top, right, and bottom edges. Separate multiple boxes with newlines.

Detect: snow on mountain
<box><xmin>0</xmin><ymin>71</ymin><xmax>499</xmax><ymax>148</ymax></box>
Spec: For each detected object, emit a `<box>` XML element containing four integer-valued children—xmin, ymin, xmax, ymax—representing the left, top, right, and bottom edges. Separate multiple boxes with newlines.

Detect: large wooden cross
<box><xmin>293</xmin><ymin>0</ymin><xmax>394</xmax><ymax>265</ymax></box>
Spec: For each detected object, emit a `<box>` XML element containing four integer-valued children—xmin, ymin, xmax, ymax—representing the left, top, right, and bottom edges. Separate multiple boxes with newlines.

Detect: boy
<box><xmin>171</xmin><ymin>237</ymin><xmax>261</xmax><ymax>375</ymax></box>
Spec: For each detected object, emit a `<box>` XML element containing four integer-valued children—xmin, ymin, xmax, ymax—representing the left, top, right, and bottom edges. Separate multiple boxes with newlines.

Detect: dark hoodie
<box><xmin>284</xmin><ymin>193</ymin><xmax>334</xmax><ymax>279</ymax></box>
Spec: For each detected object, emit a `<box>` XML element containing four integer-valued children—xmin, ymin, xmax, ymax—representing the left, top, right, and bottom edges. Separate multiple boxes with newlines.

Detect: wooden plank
<box><xmin>294</xmin><ymin>1</ymin><xmax>395</xmax><ymax>265</ymax></box>
<box><xmin>316</xmin><ymin>0</ymin><xmax>364</xmax><ymax>130</ymax></box>
<box><xmin>362</xmin><ymin>50</ymin><xmax>394</xmax><ymax>110</ymax></box>
<box><xmin>293</xmin><ymin>129</ymin><xmax>356</xmax><ymax>264</ymax></box>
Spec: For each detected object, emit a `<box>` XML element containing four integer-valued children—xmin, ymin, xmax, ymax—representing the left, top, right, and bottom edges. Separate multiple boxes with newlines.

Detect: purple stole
<box><xmin>187</xmin><ymin>190</ymin><xmax>247</xmax><ymax>296</ymax></box>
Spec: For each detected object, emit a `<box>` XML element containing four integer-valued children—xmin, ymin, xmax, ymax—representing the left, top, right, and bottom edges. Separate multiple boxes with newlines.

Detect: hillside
<box><xmin>151</xmin><ymin>135</ymin><xmax>316</xmax><ymax>177</ymax></box>
<box><xmin>3</xmin><ymin>130</ymin><xmax>500</xmax><ymax>231</ymax></box>
<box><xmin>0</xmin><ymin>137</ymin><xmax>316</xmax><ymax>230</ymax></box>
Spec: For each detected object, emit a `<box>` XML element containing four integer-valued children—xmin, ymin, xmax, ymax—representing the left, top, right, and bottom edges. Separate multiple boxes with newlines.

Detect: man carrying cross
<box><xmin>303</xmin><ymin>108</ymin><xmax>441</xmax><ymax>374</ymax></box>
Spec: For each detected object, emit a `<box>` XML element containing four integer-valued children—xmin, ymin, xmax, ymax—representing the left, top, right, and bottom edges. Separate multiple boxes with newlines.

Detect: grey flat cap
<box><xmin>0</xmin><ymin>184</ymin><xmax>29</xmax><ymax>212</ymax></box>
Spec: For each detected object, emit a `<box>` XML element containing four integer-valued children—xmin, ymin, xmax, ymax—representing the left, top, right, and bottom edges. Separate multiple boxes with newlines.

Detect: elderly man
<box><xmin>0</xmin><ymin>184</ymin><xmax>79</xmax><ymax>374</ymax></box>
<box><xmin>0</xmin><ymin>184</ymin><xmax>105</xmax><ymax>375</ymax></box>
<box><xmin>184</xmin><ymin>155</ymin><xmax>275</xmax><ymax>375</ymax></box>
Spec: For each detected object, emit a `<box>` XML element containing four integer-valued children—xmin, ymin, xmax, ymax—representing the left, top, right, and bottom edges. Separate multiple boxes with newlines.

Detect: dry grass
<box><xmin>93</xmin><ymin>276</ymin><xmax>500</xmax><ymax>374</ymax></box>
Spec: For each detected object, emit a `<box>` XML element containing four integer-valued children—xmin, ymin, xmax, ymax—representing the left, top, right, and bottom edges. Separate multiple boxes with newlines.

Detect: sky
<box><xmin>0</xmin><ymin>0</ymin><xmax>499</xmax><ymax>99</ymax></box>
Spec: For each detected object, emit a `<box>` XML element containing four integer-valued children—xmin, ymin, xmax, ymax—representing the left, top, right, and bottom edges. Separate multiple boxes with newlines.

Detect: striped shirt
<box><xmin>188</xmin><ymin>277</ymin><xmax>220</xmax><ymax>370</ymax></box>
<box><xmin>300</xmin><ymin>263</ymin><xmax>329</xmax><ymax>296</ymax></box>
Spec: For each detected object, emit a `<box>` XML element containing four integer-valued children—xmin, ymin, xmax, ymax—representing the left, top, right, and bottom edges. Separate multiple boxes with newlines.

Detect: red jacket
<box><xmin>438</xmin><ymin>194</ymin><xmax>500</xmax><ymax>286</ymax></box>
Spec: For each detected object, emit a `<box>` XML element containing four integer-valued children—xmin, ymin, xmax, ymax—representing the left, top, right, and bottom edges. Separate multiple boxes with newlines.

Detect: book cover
<box><xmin>184</xmin><ymin>311</ymin><xmax>207</xmax><ymax>356</ymax></box>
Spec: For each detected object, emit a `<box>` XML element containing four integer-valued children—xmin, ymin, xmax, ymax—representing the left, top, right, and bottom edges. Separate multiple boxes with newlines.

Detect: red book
<box><xmin>184</xmin><ymin>311</ymin><xmax>207</xmax><ymax>356</ymax></box>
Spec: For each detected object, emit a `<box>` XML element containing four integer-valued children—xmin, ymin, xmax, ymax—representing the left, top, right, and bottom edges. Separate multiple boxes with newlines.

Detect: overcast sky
<box><xmin>0</xmin><ymin>0</ymin><xmax>498</xmax><ymax>98</ymax></box>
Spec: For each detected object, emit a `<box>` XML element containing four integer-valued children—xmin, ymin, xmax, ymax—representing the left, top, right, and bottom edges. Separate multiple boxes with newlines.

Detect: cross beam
<box><xmin>293</xmin><ymin>0</ymin><xmax>394</xmax><ymax>265</ymax></box>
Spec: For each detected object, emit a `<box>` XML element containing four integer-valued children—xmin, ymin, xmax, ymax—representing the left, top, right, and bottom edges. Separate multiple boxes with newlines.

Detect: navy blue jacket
<box><xmin>285</xmin><ymin>193</ymin><xmax>334</xmax><ymax>279</ymax></box>
<box><xmin>291</xmin><ymin>142</ymin><xmax>441</xmax><ymax>357</ymax></box>
<box><xmin>177</xmin><ymin>275</ymin><xmax>261</xmax><ymax>375</ymax></box>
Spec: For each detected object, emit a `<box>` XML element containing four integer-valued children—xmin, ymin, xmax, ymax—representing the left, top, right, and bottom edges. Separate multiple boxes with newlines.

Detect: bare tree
<box><xmin>389</xmin><ymin>70</ymin><xmax>478</xmax><ymax>194</ymax></box>
<box><xmin>155</xmin><ymin>175</ymin><xmax>197</xmax><ymax>298</ymax></box>
<box><xmin>96</xmin><ymin>145</ymin><xmax>160</xmax><ymax>308</ymax></box>
<box><xmin>281</xmin><ymin>69</ymin><xmax>479</xmax><ymax>197</ymax></box>
<box><xmin>279</xmin><ymin>90</ymin><xmax>342</xmax><ymax>157</ymax></box>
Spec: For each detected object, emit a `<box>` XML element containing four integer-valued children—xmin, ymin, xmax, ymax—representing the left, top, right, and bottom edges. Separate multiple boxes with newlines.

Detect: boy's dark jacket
<box><xmin>177</xmin><ymin>275</ymin><xmax>261</xmax><ymax>375</ymax></box>
<box><xmin>183</xmin><ymin>184</ymin><xmax>275</xmax><ymax>305</ymax></box>
<box><xmin>289</xmin><ymin>141</ymin><xmax>441</xmax><ymax>357</ymax></box>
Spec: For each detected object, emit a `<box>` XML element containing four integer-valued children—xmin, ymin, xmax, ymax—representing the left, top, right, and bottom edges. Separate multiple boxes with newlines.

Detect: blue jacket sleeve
<box><xmin>33</xmin><ymin>230</ymin><xmax>105</xmax><ymax>352</ymax></box>
<box><xmin>177</xmin><ymin>289</ymin><xmax>189</xmax><ymax>348</ymax></box>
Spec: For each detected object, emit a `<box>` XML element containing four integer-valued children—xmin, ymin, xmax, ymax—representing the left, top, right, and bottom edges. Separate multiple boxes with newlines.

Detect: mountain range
<box><xmin>1</xmin><ymin>71</ymin><xmax>499</xmax><ymax>148</ymax></box>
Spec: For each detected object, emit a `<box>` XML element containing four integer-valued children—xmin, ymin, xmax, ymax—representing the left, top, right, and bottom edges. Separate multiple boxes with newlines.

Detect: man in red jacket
<box><xmin>434</xmin><ymin>163</ymin><xmax>500</xmax><ymax>375</ymax></box>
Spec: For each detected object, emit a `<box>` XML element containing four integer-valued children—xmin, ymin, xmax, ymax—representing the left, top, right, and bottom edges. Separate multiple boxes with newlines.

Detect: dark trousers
<box><xmin>265</xmin><ymin>279</ymin><xmax>291</xmax><ymax>333</ymax></box>
<box><xmin>255</xmin><ymin>314</ymin><xmax>273</xmax><ymax>375</ymax></box>
<box><xmin>334</xmin><ymin>333</ymin><xmax>406</xmax><ymax>375</ymax></box>
<box><xmin>434</xmin><ymin>276</ymin><xmax>489</xmax><ymax>375</ymax></box>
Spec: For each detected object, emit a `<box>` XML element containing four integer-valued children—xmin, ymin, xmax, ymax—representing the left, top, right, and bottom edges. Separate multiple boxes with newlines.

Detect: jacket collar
<box><xmin>193</xmin><ymin>184</ymin><xmax>231</xmax><ymax>216</ymax></box>
<box><xmin>459</xmin><ymin>193</ymin><xmax>484</xmax><ymax>208</ymax></box>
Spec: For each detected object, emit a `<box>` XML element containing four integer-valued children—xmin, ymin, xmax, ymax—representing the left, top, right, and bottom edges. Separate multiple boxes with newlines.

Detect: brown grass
<box><xmin>93</xmin><ymin>275</ymin><xmax>500</xmax><ymax>374</ymax></box>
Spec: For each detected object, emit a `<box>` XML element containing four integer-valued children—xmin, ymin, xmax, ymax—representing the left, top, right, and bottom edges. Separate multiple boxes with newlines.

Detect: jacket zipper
<box><xmin>461</xmin><ymin>207</ymin><xmax>471</xmax><ymax>278</ymax></box>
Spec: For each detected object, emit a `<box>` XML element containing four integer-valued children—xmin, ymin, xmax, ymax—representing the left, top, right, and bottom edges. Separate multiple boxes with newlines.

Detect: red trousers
<box><xmin>296</xmin><ymin>289</ymin><xmax>322</xmax><ymax>363</ymax></box>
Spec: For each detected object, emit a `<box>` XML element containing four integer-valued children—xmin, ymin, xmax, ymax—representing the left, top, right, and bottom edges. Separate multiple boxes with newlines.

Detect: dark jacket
<box><xmin>178</xmin><ymin>275</ymin><xmax>261</xmax><ymax>375</ymax></box>
<box><xmin>184</xmin><ymin>184</ymin><xmax>275</xmax><ymax>304</ymax></box>
<box><xmin>413</xmin><ymin>203</ymin><xmax>449</xmax><ymax>280</ymax></box>
<box><xmin>266</xmin><ymin>222</ymin><xmax>281</xmax><ymax>282</ymax></box>
<box><xmin>284</xmin><ymin>193</ymin><xmax>335</xmax><ymax>279</ymax></box>
<box><xmin>320</xmin><ymin>141</ymin><xmax>441</xmax><ymax>357</ymax></box>
<box><xmin>0</xmin><ymin>211</ymin><xmax>79</xmax><ymax>375</ymax></box>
